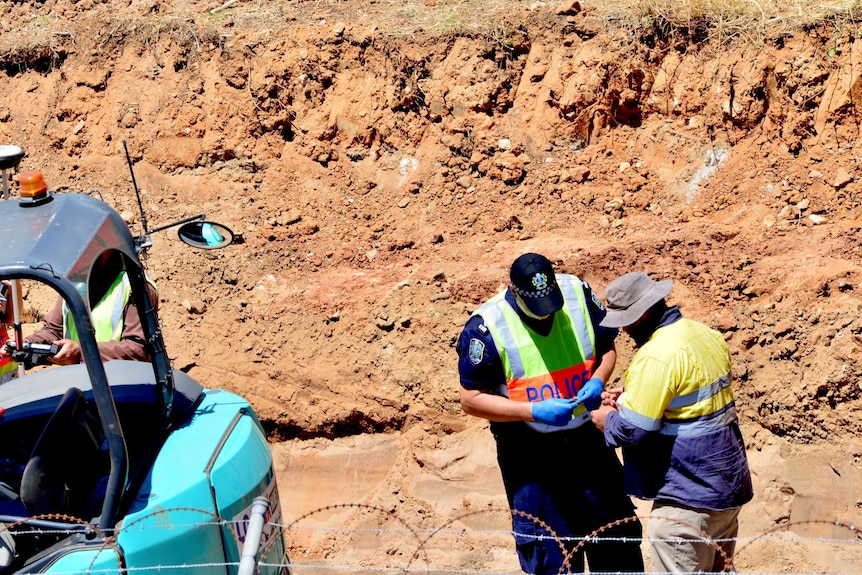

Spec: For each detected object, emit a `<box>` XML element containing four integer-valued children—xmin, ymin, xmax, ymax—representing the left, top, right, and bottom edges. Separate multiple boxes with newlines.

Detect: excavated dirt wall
<box><xmin>2</xmin><ymin>0</ymin><xmax>862</xmax><ymax>571</ymax></box>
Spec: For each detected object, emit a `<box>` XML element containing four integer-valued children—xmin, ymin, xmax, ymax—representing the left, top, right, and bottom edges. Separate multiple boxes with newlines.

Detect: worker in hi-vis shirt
<box><xmin>591</xmin><ymin>271</ymin><xmax>753</xmax><ymax>573</ymax></box>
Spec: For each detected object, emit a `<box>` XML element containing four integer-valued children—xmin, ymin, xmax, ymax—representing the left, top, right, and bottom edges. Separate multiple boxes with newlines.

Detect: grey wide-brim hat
<box><xmin>600</xmin><ymin>272</ymin><xmax>673</xmax><ymax>328</ymax></box>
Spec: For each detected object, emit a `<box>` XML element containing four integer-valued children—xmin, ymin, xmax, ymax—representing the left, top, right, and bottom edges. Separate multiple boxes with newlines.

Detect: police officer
<box><xmin>456</xmin><ymin>253</ymin><xmax>644</xmax><ymax>575</ymax></box>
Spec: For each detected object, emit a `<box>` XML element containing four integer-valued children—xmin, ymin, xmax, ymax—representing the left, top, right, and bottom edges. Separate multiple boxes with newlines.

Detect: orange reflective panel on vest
<box><xmin>507</xmin><ymin>360</ymin><xmax>596</xmax><ymax>402</ymax></box>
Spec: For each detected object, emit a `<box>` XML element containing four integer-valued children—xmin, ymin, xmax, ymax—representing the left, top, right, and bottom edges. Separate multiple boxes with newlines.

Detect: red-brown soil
<box><xmin>2</xmin><ymin>0</ymin><xmax>862</xmax><ymax>572</ymax></box>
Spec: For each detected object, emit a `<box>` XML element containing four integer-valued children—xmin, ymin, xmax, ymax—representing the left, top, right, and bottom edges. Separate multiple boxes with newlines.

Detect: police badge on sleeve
<box><xmin>468</xmin><ymin>338</ymin><xmax>485</xmax><ymax>365</ymax></box>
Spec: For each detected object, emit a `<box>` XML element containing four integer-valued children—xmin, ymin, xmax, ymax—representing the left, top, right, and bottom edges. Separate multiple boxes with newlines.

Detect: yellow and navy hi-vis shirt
<box><xmin>617</xmin><ymin>317</ymin><xmax>735</xmax><ymax>433</ymax></box>
<box><xmin>472</xmin><ymin>275</ymin><xmax>597</xmax><ymax>433</ymax></box>
<box><xmin>608</xmin><ymin>315</ymin><xmax>753</xmax><ymax>510</ymax></box>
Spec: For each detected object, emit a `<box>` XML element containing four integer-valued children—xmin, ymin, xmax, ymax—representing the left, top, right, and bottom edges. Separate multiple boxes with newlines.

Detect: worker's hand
<box><xmin>602</xmin><ymin>386</ymin><xmax>624</xmax><ymax>408</ymax></box>
<box><xmin>47</xmin><ymin>339</ymin><xmax>81</xmax><ymax>365</ymax></box>
<box><xmin>531</xmin><ymin>398</ymin><xmax>576</xmax><ymax>426</ymax></box>
<box><xmin>590</xmin><ymin>403</ymin><xmax>615</xmax><ymax>432</ymax></box>
<box><xmin>575</xmin><ymin>377</ymin><xmax>604</xmax><ymax>411</ymax></box>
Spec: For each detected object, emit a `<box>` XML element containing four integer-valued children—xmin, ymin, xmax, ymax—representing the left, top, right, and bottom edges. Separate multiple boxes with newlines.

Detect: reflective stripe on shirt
<box><xmin>668</xmin><ymin>374</ymin><xmax>731</xmax><ymax>409</ymax></box>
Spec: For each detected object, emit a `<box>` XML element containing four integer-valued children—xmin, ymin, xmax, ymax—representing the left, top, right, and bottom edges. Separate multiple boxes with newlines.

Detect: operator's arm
<box><xmin>25</xmin><ymin>298</ymin><xmax>64</xmax><ymax>344</ymax></box>
<box><xmin>19</xmin><ymin>298</ymin><xmax>78</xmax><ymax>365</ymax></box>
<box><xmin>31</xmin><ymin>283</ymin><xmax>157</xmax><ymax>364</ymax></box>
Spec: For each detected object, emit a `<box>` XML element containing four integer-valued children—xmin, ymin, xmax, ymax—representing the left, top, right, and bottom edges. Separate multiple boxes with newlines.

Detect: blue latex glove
<box><xmin>531</xmin><ymin>398</ymin><xmax>576</xmax><ymax>426</ymax></box>
<box><xmin>576</xmin><ymin>377</ymin><xmax>604</xmax><ymax>411</ymax></box>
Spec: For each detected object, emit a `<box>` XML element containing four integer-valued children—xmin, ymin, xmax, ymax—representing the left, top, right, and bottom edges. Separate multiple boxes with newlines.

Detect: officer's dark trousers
<box><xmin>493</xmin><ymin>422</ymin><xmax>644</xmax><ymax>575</ymax></box>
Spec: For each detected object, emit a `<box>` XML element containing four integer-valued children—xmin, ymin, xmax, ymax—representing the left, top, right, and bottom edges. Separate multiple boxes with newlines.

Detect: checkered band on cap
<box><xmin>512</xmin><ymin>272</ymin><xmax>556</xmax><ymax>300</ymax></box>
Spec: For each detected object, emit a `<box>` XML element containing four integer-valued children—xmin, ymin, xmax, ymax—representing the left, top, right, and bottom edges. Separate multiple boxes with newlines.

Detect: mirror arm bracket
<box><xmin>147</xmin><ymin>213</ymin><xmax>205</xmax><ymax>235</ymax></box>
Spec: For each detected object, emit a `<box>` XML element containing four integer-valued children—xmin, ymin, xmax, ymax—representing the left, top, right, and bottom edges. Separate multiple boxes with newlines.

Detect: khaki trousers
<box><xmin>646</xmin><ymin>502</ymin><xmax>741</xmax><ymax>573</ymax></box>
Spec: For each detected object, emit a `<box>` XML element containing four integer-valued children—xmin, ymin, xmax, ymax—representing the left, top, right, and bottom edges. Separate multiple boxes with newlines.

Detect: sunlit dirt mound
<box><xmin>2</xmin><ymin>0</ymin><xmax>862</xmax><ymax>571</ymax></box>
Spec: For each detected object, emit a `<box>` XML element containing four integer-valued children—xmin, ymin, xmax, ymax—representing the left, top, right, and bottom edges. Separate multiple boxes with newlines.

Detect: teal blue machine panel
<box><xmin>113</xmin><ymin>389</ymin><xmax>277</xmax><ymax>574</ymax></box>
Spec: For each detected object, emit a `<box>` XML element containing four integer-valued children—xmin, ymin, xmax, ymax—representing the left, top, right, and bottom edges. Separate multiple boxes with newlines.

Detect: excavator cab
<box><xmin>0</xmin><ymin>148</ymin><xmax>288</xmax><ymax>575</ymax></box>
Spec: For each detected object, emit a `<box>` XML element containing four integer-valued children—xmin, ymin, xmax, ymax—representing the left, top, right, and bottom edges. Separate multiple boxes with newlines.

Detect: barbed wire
<box><xmin>4</xmin><ymin>505</ymin><xmax>861</xmax><ymax>574</ymax></box>
<box><xmin>282</xmin><ymin>525</ymin><xmax>862</xmax><ymax>545</ymax></box>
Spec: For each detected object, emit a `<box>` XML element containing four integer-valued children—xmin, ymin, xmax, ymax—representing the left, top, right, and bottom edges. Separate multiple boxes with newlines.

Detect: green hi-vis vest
<box><xmin>473</xmin><ymin>275</ymin><xmax>597</xmax><ymax>432</ymax></box>
<box><xmin>63</xmin><ymin>273</ymin><xmax>132</xmax><ymax>343</ymax></box>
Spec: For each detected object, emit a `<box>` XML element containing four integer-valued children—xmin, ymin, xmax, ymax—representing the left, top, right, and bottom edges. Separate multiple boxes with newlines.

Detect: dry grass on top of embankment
<box><xmin>217</xmin><ymin>0</ymin><xmax>862</xmax><ymax>43</ymax></box>
<box><xmin>612</xmin><ymin>0</ymin><xmax>862</xmax><ymax>44</ymax></box>
<box><xmin>3</xmin><ymin>0</ymin><xmax>862</xmax><ymax>65</ymax></box>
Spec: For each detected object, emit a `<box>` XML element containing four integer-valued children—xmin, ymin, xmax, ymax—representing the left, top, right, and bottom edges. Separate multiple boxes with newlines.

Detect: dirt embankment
<box><xmin>2</xmin><ymin>0</ymin><xmax>862</xmax><ymax>571</ymax></box>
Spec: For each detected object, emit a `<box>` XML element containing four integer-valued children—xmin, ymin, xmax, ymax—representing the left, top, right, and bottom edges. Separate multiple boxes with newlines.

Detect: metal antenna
<box><xmin>123</xmin><ymin>140</ymin><xmax>149</xmax><ymax>235</ymax></box>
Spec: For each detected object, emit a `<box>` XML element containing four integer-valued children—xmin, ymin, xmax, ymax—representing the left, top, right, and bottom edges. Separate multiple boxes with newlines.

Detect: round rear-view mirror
<box><xmin>177</xmin><ymin>221</ymin><xmax>234</xmax><ymax>249</ymax></box>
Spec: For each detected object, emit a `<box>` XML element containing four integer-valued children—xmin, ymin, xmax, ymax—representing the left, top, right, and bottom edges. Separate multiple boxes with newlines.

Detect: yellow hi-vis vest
<box><xmin>473</xmin><ymin>275</ymin><xmax>597</xmax><ymax>432</ymax></box>
<box><xmin>63</xmin><ymin>273</ymin><xmax>132</xmax><ymax>343</ymax></box>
